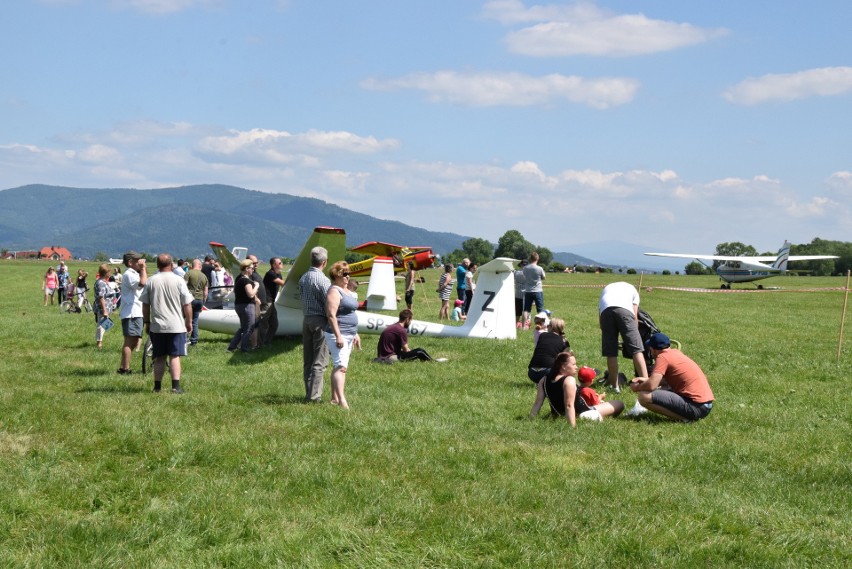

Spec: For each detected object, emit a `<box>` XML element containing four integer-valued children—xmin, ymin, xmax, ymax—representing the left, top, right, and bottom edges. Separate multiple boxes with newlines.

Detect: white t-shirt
<box><xmin>599</xmin><ymin>281</ymin><xmax>640</xmax><ymax>314</ymax></box>
<box><xmin>119</xmin><ymin>267</ymin><xmax>143</xmax><ymax>320</ymax></box>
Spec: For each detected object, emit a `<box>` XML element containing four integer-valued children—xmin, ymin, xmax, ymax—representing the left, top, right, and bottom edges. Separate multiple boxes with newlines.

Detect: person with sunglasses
<box><xmin>324</xmin><ymin>261</ymin><xmax>361</xmax><ymax>409</ymax></box>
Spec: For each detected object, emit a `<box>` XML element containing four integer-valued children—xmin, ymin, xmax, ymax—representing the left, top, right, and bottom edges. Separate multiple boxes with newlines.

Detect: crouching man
<box><xmin>375</xmin><ymin>309</ymin><xmax>434</xmax><ymax>363</ymax></box>
<box><xmin>629</xmin><ymin>333</ymin><xmax>714</xmax><ymax>422</ymax></box>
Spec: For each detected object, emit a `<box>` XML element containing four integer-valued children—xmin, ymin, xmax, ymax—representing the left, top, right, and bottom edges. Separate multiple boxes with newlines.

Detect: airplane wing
<box><xmin>349</xmin><ymin>241</ymin><xmax>405</xmax><ymax>257</ymax></box>
<box><xmin>645</xmin><ymin>253</ymin><xmax>837</xmax><ymax>262</ymax></box>
<box><xmin>644</xmin><ymin>252</ymin><xmax>776</xmax><ymax>262</ymax></box>
<box><xmin>787</xmin><ymin>255</ymin><xmax>839</xmax><ymax>261</ymax></box>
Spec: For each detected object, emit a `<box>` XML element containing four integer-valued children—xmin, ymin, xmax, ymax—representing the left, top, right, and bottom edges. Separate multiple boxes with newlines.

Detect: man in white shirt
<box><xmin>598</xmin><ymin>281</ymin><xmax>648</xmax><ymax>391</ymax></box>
<box><xmin>117</xmin><ymin>251</ymin><xmax>147</xmax><ymax>375</ymax></box>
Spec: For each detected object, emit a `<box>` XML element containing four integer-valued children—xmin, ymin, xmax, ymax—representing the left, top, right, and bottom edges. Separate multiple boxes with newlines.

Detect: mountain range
<box><xmin>0</xmin><ymin>184</ymin><xmax>616</xmax><ymax>266</ymax></box>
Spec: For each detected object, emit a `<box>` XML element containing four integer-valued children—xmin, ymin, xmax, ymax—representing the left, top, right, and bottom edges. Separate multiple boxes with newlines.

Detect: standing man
<box><xmin>630</xmin><ymin>333</ymin><xmax>714</xmax><ymax>422</ymax></box>
<box><xmin>247</xmin><ymin>254</ymin><xmax>268</xmax><ymax>348</ymax></box>
<box><xmin>513</xmin><ymin>260</ymin><xmax>527</xmax><ymax>328</ymax></box>
<box><xmin>521</xmin><ymin>251</ymin><xmax>546</xmax><ymax>329</ymax></box>
<box><xmin>456</xmin><ymin>258</ymin><xmax>469</xmax><ymax>306</ymax></box>
<box><xmin>599</xmin><ymin>281</ymin><xmax>648</xmax><ymax>391</ymax></box>
<box><xmin>299</xmin><ymin>246</ymin><xmax>331</xmax><ymax>403</ymax></box>
<box><xmin>141</xmin><ymin>253</ymin><xmax>193</xmax><ymax>394</ymax></box>
<box><xmin>262</xmin><ymin>257</ymin><xmax>286</xmax><ymax>345</ymax></box>
<box><xmin>183</xmin><ymin>259</ymin><xmax>209</xmax><ymax>346</ymax></box>
<box><xmin>117</xmin><ymin>251</ymin><xmax>147</xmax><ymax>375</ymax></box>
<box><xmin>404</xmin><ymin>261</ymin><xmax>417</xmax><ymax>310</ymax></box>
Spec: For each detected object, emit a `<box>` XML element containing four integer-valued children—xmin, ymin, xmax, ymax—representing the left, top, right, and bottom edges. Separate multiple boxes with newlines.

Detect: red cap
<box><xmin>577</xmin><ymin>366</ymin><xmax>598</xmax><ymax>384</ymax></box>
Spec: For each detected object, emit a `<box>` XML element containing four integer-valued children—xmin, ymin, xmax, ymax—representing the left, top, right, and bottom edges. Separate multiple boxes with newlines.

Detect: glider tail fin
<box><xmin>457</xmin><ymin>257</ymin><xmax>518</xmax><ymax>339</ymax></box>
<box><xmin>364</xmin><ymin>257</ymin><xmax>397</xmax><ymax>311</ymax></box>
<box><xmin>277</xmin><ymin>227</ymin><xmax>348</xmax><ymax>311</ymax></box>
<box><xmin>210</xmin><ymin>242</ymin><xmax>242</xmax><ymax>276</ymax></box>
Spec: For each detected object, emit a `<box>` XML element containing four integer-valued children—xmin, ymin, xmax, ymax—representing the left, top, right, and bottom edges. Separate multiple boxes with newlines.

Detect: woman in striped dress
<box><xmin>437</xmin><ymin>263</ymin><xmax>453</xmax><ymax>320</ymax></box>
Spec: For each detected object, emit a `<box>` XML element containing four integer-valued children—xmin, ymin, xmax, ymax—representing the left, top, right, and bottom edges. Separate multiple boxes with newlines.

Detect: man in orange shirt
<box><xmin>629</xmin><ymin>333</ymin><xmax>714</xmax><ymax>422</ymax></box>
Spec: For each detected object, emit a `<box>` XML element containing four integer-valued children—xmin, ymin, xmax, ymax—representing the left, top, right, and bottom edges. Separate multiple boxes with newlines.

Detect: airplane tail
<box><xmin>364</xmin><ymin>257</ymin><xmax>397</xmax><ymax>311</ymax></box>
<box><xmin>210</xmin><ymin>242</ymin><xmax>243</xmax><ymax>276</ymax></box>
<box><xmin>277</xmin><ymin>227</ymin><xmax>348</xmax><ymax>311</ymax></box>
<box><xmin>772</xmin><ymin>241</ymin><xmax>791</xmax><ymax>271</ymax></box>
<box><xmin>456</xmin><ymin>257</ymin><xmax>518</xmax><ymax>339</ymax></box>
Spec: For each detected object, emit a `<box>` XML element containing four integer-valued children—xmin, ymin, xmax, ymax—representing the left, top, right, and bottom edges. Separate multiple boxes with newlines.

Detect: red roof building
<box><xmin>39</xmin><ymin>246</ymin><xmax>73</xmax><ymax>261</ymax></box>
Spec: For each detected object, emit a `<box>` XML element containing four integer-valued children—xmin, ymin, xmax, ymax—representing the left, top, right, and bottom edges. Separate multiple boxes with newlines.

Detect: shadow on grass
<box><xmin>252</xmin><ymin>393</ymin><xmax>306</xmax><ymax>406</ymax></box>
<box><xmin>74</xmin><ymin>385</ymin><xmax>148</xmax><ymax>394</ymax></box>
<box><xmin>224</xmin><ymin>336</ymin><xmax>303</xmax><ymax>365</ymax></box>
<box><xmin>67</xmin><ymin>368</ymin><xmax>116</xmax><ymax>378</ymax></box>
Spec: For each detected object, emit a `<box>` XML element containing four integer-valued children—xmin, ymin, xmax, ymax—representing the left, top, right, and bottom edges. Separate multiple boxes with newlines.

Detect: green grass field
<box><xmin>1</xmin><ymin>261</ymin><xmax>850</xmax><ymax>567</ymax></box>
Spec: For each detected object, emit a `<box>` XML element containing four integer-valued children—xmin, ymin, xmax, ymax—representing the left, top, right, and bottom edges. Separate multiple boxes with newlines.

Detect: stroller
<box><xmin>603</xmin><ymin>308</ymin><xmax>679</xmax><ymax>386</ymax></box>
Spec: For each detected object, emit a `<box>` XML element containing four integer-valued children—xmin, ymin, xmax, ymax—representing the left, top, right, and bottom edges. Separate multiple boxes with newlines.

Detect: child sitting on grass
<box><xmin>577</xmin><ymin>366</ymin><xmax>606</xmax><ymax>408</ymax></box>
<box><xmin>451</xmin><ymin>299</ymin><xmax>466</xmax><ymax>321</ymax></box>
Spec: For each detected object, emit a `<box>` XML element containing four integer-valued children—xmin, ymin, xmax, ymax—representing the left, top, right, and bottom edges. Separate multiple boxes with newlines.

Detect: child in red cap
<box><xmin>577</xmin><ymin>366</ymin><xmax>605</xmax><ymax>408</ymax></box>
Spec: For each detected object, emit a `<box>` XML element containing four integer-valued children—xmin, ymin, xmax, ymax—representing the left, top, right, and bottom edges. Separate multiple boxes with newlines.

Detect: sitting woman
<box><xmin>527</xmin><ymin>317</ymin><xmax>569</xmax><ymax>384</ymax></box>
<box><xmin>529</xmin><ymin>351</ymin><xmax>624</xmax><ymax>426</ymax></box>
<box><xmin>325</xmin><ymin>261</ymin><xmax>361</xmax><ymax>409</ymax></box>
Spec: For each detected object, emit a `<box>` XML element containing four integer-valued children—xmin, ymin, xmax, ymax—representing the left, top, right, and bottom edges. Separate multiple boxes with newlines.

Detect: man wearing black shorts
<box><xmin>141</xmin><ymin>253</ymin><xmax>194</xmax><ymax>394</ymax></box>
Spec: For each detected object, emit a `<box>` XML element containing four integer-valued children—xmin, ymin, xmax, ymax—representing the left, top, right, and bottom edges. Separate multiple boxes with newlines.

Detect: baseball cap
<box><xmin>454</xmin><ymin>299</ymin><xmax>463</xmax><ymax>306</ymax></box>
<box><xmin>645</xmin><ymin>332</ymin><xmax>671</xmax><ymax>350</ymax></box>
<box><xmin>577</xmin><ymin>366</ymin><xmax>598</xmax><ymax>384</ymax></box>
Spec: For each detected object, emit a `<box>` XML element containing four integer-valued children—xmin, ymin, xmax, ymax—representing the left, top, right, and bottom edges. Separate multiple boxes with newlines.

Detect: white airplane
<box><xmin>198</xmin><ymin>226</ymin><xmax>518</xmax><ymax>339</ymax></box>
<box><xmin>645</xmin><ymin>241</ymin><xmax>838</xmax><ymax>288</ymax></box>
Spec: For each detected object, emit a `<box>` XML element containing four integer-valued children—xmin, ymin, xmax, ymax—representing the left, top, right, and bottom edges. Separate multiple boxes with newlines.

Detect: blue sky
<box><xmin>2</xmin><ymin>0</ymin><xmax>851</xmax><ymax>255</ymax></box>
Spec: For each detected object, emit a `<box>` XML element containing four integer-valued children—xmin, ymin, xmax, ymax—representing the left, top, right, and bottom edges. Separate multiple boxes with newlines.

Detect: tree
<box><xmin>685</xmin><ymin>261</ymin><xmax>711</xmax><ymax>275</ymax></box>
<box><xmin>94</xmin><ymin>251</ymin><xmax>108</xmax><ymax>262</ymax></box>
<box><xmin>495</xmin><ymin>230</ymin><xmax>534</xmax><ymax>260</ymax></box>
<box><xmin>460</xmin><ymin>238</ymin><xmax>494</xmax><ymax>265</ymax></box>
<box><xmin>713</xmin><ymin>242</ymin><xmax>757</xmax><ymax>270</ymax></box>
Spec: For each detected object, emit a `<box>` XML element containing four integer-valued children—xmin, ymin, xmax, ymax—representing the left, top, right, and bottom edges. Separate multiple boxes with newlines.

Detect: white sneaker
<box><xmin>625</xmin><ymin>402</ymin><xmax>648</xmax><ymax>417</ymax></box>
<box><xmin>435</xmin><ymin>357</ymin><xmax>448</xmax><ymax>363</ymax></box>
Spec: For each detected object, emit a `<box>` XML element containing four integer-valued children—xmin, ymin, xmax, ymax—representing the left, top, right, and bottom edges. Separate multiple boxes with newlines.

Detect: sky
<box><xmin>2</xmin><ymin>0</ymin><xmax>851</xmax><ymax>255</ymax></box>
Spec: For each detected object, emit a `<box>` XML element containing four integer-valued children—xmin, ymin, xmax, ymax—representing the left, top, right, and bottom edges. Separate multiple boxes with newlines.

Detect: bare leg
<box><xmin>632</xmin><ymin>352</ymin><xmax>648</xmax><ymax>379</ymax></box>
<box><xmin>606</xmin><ymin>356</ymin><xmax>620</xmax><ymax>389</ymax></box>
<box><xmin>331</xmin><ymin>366</ymin><xmax>348</xmax><ymax>409</ymax></box>
<box><xmin>594</xmin><ymin>400</ymin><xmax>625</xmax><ymax>417</ymax></box>
<box><xmin>121</xmin><ymin>336</ymin><xmax>141</xmax><ymax>370</ymax></box>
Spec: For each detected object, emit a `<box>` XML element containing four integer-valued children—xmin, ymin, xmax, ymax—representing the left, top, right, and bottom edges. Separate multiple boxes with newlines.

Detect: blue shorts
<box><xmin>150</xmin><ymin>332</ymin><xmax>188</xmax><ymax>359</ymax></box>
<box><xmin>523</xmin><ymin>291</ymin><xmax>544</xmax><ymax>313</ymax></box>
<box><xmin>122</xmin><ymin>317</ymin><xmax>143</xmax><ymax>338</ymax></box>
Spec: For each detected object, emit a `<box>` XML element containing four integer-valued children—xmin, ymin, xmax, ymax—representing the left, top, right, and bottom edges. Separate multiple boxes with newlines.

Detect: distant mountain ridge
<box><xmin>0</xmin><ymin>184</ymin><xmax>467</xmax><ymax>260</ymax></box>
<box><xmin>0</xmin><ymin>184</ymin><xmax>608</xmax><ymax>266</ymax></box>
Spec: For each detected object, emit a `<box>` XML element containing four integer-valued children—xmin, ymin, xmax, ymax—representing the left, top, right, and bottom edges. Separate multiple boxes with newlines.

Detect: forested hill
<box><xmin>0</xmin><ymin>184</ymin><xmax>474</xmax><ymax>260</ymax></box>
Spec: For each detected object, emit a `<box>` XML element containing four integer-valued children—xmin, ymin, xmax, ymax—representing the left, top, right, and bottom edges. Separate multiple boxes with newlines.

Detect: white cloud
<box><xmin>723</xmin><ymin>67</ymin><xmax>852</xmax><ymax>105</ymax></box>
<box><xmin>483</xmin><ymin>0</ymin><xmax>727</xmax><ymax>57</ymax></box>
<box><xmin>362</xmin><ymin>71</ymin><xmax>638</xmax><ymax>109</ymax></box>
<box><xmin>1</xmin><ymin>122</ymin><xmax>846</xmax><ymax>252</ymax></box>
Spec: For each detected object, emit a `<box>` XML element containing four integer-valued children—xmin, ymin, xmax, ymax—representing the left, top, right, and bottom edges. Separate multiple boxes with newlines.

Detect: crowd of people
<box><xmin>44</xmin><ymin>250</ymin><xmax>715</xmax><ymax>420</ymax></box>
<box><xmin>528</xmin><ymin>280</ymin><xmax>715</xmax><ymax>425</ymax></box>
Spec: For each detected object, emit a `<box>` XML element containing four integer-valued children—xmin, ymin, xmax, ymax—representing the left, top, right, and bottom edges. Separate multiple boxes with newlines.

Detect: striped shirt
<box><xmin>299</xmin><ymin>267</ymin><xmax>331</xmax><ymax>317</ymax></box>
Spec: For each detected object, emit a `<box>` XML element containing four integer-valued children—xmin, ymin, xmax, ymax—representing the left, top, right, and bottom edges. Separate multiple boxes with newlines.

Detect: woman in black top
<box><xmin>529</xmin><ymin>351</ymin><xmax>624</xmax><ymax>426</ymax></box>
<box><xmin>527</xmin><ymin>317</ymin><xmax>569</xmax><ymax>383</ymax></box>
<box><xmin>227</xmin><ymin>259</ymin><xmax>260</xmax><ymax>353</ymax></box>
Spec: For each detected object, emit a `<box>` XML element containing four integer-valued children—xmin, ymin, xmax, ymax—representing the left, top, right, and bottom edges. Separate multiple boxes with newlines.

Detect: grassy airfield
<box><xmin>1</xmin><ymin>261</ymin><xmax>850</xmax><ymax>567</ymax></box>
